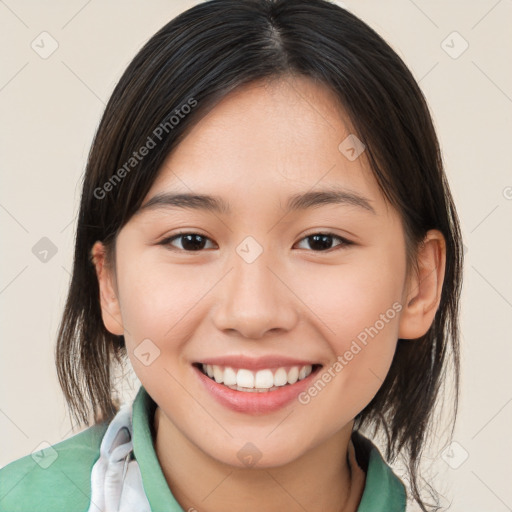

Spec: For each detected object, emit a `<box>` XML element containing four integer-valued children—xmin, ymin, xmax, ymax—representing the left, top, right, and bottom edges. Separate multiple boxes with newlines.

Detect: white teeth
<box><xmin>201</xmin><ymin>363</ymin><xmax>315</xmax><ymax>391</ymax></box>
<box><xmin>287</xmin><ymin>366</ymin><xmax>299</xmax><ymax>384</ymax></box>
<box><xmin>254</xmin><ymin>369</ymin><xmax>274</xmax><ymax>389</ymax></box>
<box><xmin>274</xmin><ymin>367</ymin><xmax>288</xmax><ymax>386</ymax></box>
<box><xmin>213</xmin><ymin>365</ymin><xmax>224</xmax><ymax>383</ymax></box>
<box><xmin>223</xmin><ymin>367</ymin><xmax>237</xmax><ymax>386</ymax></box>
<box><xmin>299</xmin><ymin>365</ymin><xmax>312</xmax><ymax>380</ymax></box>
<box><xmin>236</xmin><ymin>369</ymin><xmax>254</xmax><ymax>388</ymax></box>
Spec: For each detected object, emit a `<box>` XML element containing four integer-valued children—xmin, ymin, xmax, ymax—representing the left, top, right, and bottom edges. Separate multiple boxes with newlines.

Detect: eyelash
<box><xmin>158</xmin><ymin>231</ymin><xmax>354</xmax><ymax>253</ymax></box>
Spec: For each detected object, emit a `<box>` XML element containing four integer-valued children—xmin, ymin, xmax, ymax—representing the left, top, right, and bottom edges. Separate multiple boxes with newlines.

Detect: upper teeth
<box><xmin>202</xmin><ymin>364</ymin><xmax>313</xmax><ymax>389</ymax></box>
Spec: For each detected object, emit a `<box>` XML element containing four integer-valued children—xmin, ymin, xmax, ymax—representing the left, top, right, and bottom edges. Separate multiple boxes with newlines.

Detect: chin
<box><xmin>202</xmin><ymin>437</ymin><xmax>306</xmax><ymax>470</ymax></box>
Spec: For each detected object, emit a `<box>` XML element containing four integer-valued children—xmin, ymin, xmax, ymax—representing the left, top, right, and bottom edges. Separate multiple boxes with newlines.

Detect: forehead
<box><xmin>144</xmin><ymin>75</ymin><xmax>384</xmax><ymax>212</ymax></box>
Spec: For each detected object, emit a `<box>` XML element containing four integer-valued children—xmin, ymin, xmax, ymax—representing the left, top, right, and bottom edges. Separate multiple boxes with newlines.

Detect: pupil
<box><xmin>309</xmin><ymin>234</ymin><xmax>332</xmax><ymax>250</ymax></box>
<box><xmin>182</xmin><ymin>234</ymin><xmax>206</xmax><ymax>251</ymax></box>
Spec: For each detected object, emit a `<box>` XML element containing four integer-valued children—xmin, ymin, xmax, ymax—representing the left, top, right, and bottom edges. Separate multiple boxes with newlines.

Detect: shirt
<box><xmin>0</xmin><ymin>385</ymin><xmax>407</xmax><ymax>511</ymax></box>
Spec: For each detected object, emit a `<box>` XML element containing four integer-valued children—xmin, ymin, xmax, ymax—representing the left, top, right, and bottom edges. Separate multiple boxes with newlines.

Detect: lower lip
<box><xmin>193</xmin><ymin>365</ymin><xmax>321</xmax><ymax>415</ymax></box>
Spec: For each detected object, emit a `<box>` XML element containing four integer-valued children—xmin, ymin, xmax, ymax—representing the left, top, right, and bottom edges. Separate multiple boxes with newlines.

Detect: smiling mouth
<box><xmin>193</xmin><ymin>363</ymin><xmax>322</xmax><ymax>392</ymax></box>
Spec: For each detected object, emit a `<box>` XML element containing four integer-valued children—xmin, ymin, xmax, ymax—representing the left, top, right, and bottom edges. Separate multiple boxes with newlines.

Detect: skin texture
<box><xmin>92</xmin><ymin>75</ymin><xmax>446</xmax><ymax>512</ymax></box>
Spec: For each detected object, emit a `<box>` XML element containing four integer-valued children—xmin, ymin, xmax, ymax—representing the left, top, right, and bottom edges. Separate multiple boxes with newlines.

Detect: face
<box><xmin>98</xmin><ymin>75</ymin><xmax>415</xmax><ymax>468</ymax></box>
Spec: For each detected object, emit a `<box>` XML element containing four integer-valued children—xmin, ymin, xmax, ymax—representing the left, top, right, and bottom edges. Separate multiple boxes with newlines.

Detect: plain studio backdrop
<box><xmin>0</xmin><ymin>1</ymin><xmax>511</xmax><ymax>511</ymax></box>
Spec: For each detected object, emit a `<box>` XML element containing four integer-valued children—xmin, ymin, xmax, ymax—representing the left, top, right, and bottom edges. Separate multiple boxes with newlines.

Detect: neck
<box><xmin>153</xmin><ymin>407</ymin><xmax>364</xmax><ymax>512</ymax></box>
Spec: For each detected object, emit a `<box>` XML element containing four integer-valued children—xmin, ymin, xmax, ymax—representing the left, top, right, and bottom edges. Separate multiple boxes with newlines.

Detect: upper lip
<box><xmin>195</xmin><ymin>355</ymin><xmax>322</xmax><ymax>371</ymax></box>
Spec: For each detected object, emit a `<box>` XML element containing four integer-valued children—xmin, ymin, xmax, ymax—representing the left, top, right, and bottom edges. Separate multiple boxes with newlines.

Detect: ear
<box><xmin>90</xmin><ymin>241</ymin><xmax>124</xmax><ymax>336</ymax></box>
<box><xmin>398</xmin><ymin>230</ymin><xmax>446</xmax><ymax>340</ymax></box>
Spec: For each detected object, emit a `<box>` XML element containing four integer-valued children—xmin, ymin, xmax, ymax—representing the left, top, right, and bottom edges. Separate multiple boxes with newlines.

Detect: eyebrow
<box><xmin>136</xmin><ymin>188</ymin><xmax>376</xmax><ymax>216</ymax></box>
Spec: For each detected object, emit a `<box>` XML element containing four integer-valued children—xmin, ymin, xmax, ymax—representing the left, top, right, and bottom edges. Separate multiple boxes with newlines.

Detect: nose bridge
<box><xmin>212</xmin><ymin>235</ymin><xmax>298</xmax><ymax>338</ymax></box>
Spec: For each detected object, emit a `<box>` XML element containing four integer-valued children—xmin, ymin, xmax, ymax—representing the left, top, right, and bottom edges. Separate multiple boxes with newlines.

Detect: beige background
<box><xmin>1</xmin><ymin>1</ymin><xmax>511</xmax><ymax>510</ymax></box>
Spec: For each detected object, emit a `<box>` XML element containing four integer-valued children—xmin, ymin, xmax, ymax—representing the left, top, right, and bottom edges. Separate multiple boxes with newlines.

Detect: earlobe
<box><xmin>398</xmin><ymin>230</ymin><xmax>446</xmax><ymax>340</ymax></box>
<box><xmin>90</xmin><ymin>241</ymin><xmax>124</xmax><ymax>336</ymax></box>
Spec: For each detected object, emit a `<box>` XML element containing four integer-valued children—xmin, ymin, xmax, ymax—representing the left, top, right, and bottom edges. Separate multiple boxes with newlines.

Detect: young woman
<box><xmin>0</xmin><ymin>1</ymin><xmax>463</xmax><ymax>511</ymax></box>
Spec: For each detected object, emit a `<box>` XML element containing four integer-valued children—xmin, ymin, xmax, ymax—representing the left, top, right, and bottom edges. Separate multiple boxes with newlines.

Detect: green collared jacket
<box><xmin>0</xmin><ymin>386</ymin><xmax>407</xmax><ymax>511</ymax></box>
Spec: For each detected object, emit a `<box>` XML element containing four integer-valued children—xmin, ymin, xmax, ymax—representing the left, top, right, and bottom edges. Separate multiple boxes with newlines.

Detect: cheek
<box><xmin>116</xmin><ymin>255</ymin><xmax>208</xmax><ymax>355</ymax></box>
<box><xmin>292</xmin><ymin>248</ymin><xmax>405</xmax><ymax>413</ymax></box>
<box><xmin>297</xmin><ymin>248</ymin><xmax>406</xmax><ymax>348</ymax></box>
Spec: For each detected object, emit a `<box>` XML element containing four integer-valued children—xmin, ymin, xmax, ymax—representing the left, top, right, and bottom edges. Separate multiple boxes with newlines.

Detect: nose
<box><xmin>211</xmin><ymin>248</ymin><xmax>299</xmax><ymax>340</ymax></box>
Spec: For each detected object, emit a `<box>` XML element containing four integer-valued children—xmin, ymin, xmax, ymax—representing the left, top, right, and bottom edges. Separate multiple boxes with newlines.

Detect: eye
<box><xmin>160</xmin><ymin>232</ymin><xmax>217</xmax><ymax>252</ymax></box>
<box><xmin>295</xmin><ymin>232</ymin><xmax>352</xmax><ymax>252</ymax></box>
<box><xmin>159</xmin><ymin>231</ymin><xmax>352</xmax><ymax>253</ymax></box>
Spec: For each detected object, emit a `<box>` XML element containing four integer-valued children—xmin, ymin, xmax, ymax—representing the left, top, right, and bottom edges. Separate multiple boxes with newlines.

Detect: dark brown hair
<box><xmin>55</xmin><ymin>1</ymin><xmax>463</xmax><ymax>510</ymax></box>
